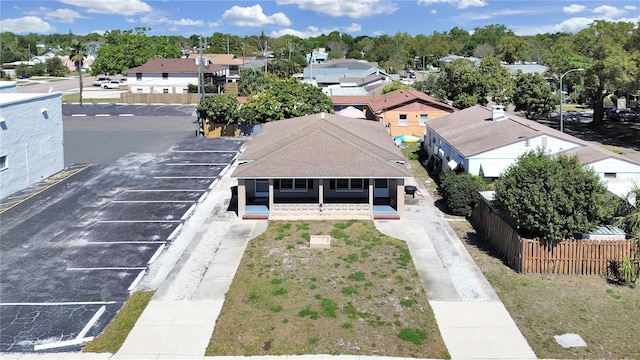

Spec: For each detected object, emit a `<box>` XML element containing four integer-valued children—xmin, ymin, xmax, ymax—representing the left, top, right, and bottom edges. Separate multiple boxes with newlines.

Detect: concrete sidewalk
<box><xmin>374</xmin><ymin>178</ymin><xmax>536</xmax><ymax>359</ymax></box>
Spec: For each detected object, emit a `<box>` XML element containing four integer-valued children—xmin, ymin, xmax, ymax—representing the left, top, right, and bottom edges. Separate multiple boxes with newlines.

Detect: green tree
<box><xmin>571</xmin><ymin>21</ymin><xmax>638</xmax><ymax>125</ymax></box>
<box><xmin>91</xmin><ymin>27</ymin><xmax>181</xmax><ymax>76</ymax></box>
<box><xmin>70</xmin><ymin>38</ymin><xmax>87</xmax><ymax>105</ymax></box>
<box><xmin>494</xmin><ymin>150</ymin><xmax>612</xmax><ymax>244</ymax></box>
<box><xmin>479</xmin><ymin>56</ymin><xmax>513</xmax><ymax>105</ymax></box>
<box><xmin>240</xmin><ymin>80</ymin><xmax>333</xmax><ymax>123</ymax></box>
<box><xmin>439</xmin><ymin>173</ymin><xmax>486</xmax><ymax>216</ymax></box>
<box><xmin>238</xmin><ymin>68</ymin><xmax>272</xmax><ymax>96</ymax></box>
<box><xmin>45</xmin><ymin>57</ymin><xmax>68</xmax><ymax>77</ymax></box>
<box><xmin>438</xmin><ymin>59</ymin><xmax>483</xmax><ymax>109</ymax></box>
<box><xmin>266</xmin><ymin>59</ymin><xmax>302</xmax><ymax>79</ymax></box>
<box><xmin>196</xmin><ymin>93</ymin><xmax>241</xmax><ymax>124</ymax></box>
<box><xmin>513</xmin><ymin>72</ymin><xmax>557</xmax><ymax>119</ymax></box>
<box><xmin>496</xmin><ymin>35</ymin><xmax>528</xmax><ymax>64</ymax></box>
<box><xmin>382</xmin><ymin>81</ymin><xmax>411</xmax><ymax>94</ymax></box>
<box><xmin>30</xmin><ymin>62</ymin><xmax>46</xmax><ymax>76</ymax></box>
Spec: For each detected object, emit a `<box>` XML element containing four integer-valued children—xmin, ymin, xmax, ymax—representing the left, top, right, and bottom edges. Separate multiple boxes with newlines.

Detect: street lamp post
<box><xmin>559</xmin><ymin>68</ymin><xmax>584</xmax><ymax>132</ymax></box>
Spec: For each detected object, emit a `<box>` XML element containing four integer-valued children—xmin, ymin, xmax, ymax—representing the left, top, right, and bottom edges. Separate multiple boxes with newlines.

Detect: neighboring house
<box><xmin>503</xmin><ymin>64</ymin><xmax>548</xmax><ymax>75</ymax></box>
<box><xmin>331</xmin><ymin>89</ymin><xmax>457</xmax><ymax>137</ymax></box>
<box><xmin>187</xmin><ymin>53</ymin><xmax>246</xmax><ymax>75</ymax></box>
<box><xmin>438</xmin><ymin>54</ymin><xmax>481</xmax><ymax>66</ymax></box>
<box><xmin>0</xmin><ymin>92</ymin><xmax>64</xmax><ymax>199</ymax></box>
<box><xmin>126</xmin><ymin>58</ymin><xmax>227</xmax><ymax>94</ymax></box>
<box><xmin>306</xmin><ymin>48</ymin><xmax>329</xmax><ymax>64</ymax></box>
<box><xmin>425</xmin><ymin>105</ymin><xmax>640</xmax><ymax>198</ymax></box>
<box><xmin>232</xmin><ymin>112</ymin><xmax>411</xmax><ymax>220</ymax></box>
<box><xmin>299</xmin><ymin>59</ymin><xmax>394</xmax><ymax>96</ymax></box>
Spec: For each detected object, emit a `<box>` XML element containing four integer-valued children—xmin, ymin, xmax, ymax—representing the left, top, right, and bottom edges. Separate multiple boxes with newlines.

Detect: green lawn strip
<box><xmin>206</xmin><ymin>221</ymin><xmax>449</xmax><ymax>358</ymax></box>
<box><xmin>83</xmin><ymin>290</ymin><xmax>155</xmax><ymax>353</ymax></box>
<box><xmin>453</xmin><ymin>220</ymin><xmax>640</xmax><ymax>359</ymax></box>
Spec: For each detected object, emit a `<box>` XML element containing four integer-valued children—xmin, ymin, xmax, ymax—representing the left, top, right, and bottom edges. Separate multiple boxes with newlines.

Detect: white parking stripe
<box><xmin>95</xmin><ymin>114</ymin><xmax>110</xmax><ymax>117</ymax></box>
<box><xmin>77</xmin><ymin>305</ymin><xmax>106</xmax><ymax>339</ymax></box>
<box><xmin>1</xmin><ymin>301</ymin><xmax>117</xmax><ymax>306</ymax></box>
<box><xmin>128</xmin><ymin>270</ymin><xmax>146</xmax><ymax>291</ymax></box>
<box><xmin>86</xmin><ymin>241</ymin><xmax>167</xmax><ymax>244</ymax></box>
<box><xmin>111</xmin><ymin>200</ymin><xmax>194</xmax><ymax>203</ymax></box>
<box><xmin>71</xmin><ymin>114</ymin><xmax>87</xmax><ymax>117</ymax></box>
<box><xmin>34</xmin><ymin>337</ymin><xmax>94</xmax><ymax>351</ymax></box>
<box><xmin>119</xmin><ymin>114</ymin><xmax>134</xmax><ymax>117</ymax></box>
<box><xmin>97</xmin><ymin>220</ymin><xmax>183</xmax><ymax>223</ymax></box>
<box><xmin>165</xmin><ymin>163</ymin><xmax>227</xmax><ymax>166</ymax></box>
<box><xmin>67</xmin><ymin>267</ymin><xmax>147</xmax><ymax>271</ymax></box>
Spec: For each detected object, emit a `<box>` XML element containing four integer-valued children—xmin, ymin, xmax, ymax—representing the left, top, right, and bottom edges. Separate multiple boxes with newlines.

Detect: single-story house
<box><xmin>126</xmin><ymin>58</ymin><xmax>227</xmax><ymax>94</ymax></box>
<box><xmin>331</xmin><ymin>89</ymin><xmax>457</xmax><ymax>137</ymax></box>
<box><xmin>232</xmin><ymin>112</ymin><xmax>412</xmax><ymax>220</ymax></box>
<box><xmin>425</xmin><ymin>105</ymin><xmax>640</xmax><ymax>198</ymax></box>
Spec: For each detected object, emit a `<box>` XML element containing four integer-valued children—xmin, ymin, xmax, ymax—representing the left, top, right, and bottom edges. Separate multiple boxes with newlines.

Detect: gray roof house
<box><xmin>232</xmin><ymin>112</ymin><xmax>411</xmax><ymax>220</ymax></box>
<box><xmin>425</xmin><ymin>105</ymin><xmax>640</xmax><ymax>198</ymax></box>
<box><xmin>299</xmin><ymin>60</ymin><xmax>394</xmax><ymax>96</ymax></box>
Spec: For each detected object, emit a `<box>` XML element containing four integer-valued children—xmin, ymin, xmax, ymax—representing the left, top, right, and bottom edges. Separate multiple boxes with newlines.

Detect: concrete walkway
<box><xmin>4</xmin><ymin>167</ymin><xmax>536</xmax><ymax>359</ymax></box>
<box><xmin>374</xmin><ymin>178</ymin><xmax>536</xmax><ymax>360</ymax></box>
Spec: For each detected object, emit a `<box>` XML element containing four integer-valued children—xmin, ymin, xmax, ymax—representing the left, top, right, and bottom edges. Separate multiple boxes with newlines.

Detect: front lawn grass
<box><xmin>83</xmin><ymin>290</ymin><xmax>155</xmax><ymax>353</ymax></box>
<box><xmin>206</xmin><ymin>221</ymin><xmax>448</xmax><ymax>358</ymax></box>
<box><xmin>452</xmin><ymin>220</ymin><xmax>640</xmax><ymax>359</ymax></box>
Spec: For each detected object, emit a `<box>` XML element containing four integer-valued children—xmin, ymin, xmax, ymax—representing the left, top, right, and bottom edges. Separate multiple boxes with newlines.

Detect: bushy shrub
<box><xmin>439</xmin><ymin>172</ymin><xmax>486</xmax><ymax>216</ymax></box>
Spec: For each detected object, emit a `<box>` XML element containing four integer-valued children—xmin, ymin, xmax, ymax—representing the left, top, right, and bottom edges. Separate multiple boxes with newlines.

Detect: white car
<box><xmin>93</xmin><ymin>76</ymin><xmax>110</xmax><ymax>86</ymax></box>
<box><xmin>102</xmin><ymin>80</ymin><xmax>122</xmax><ymax>89</ymax></box>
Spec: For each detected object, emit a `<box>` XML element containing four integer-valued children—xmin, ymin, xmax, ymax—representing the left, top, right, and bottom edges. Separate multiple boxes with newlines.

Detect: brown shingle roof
<box><xmin>127</xmin><ymin>58</ymin><xmax>227</xmax><ymax>74</ymax></box>
<box><xmin>187</xmin><ymin>53</ymin><xmax>244</xmax><ymax>65</ymax></box>
<box><xmin>429</xmin><ymin>105</ymin><xmax>639</xmax><ymax>166</ymax></box>
<box><xmin>232</xmin><ymin>113</ymin><xmax>411</xmax><ymax>179</ymax></box>
<box><xmin>331</xmin><ymin>89</ymin><xmax>456</xmax><ymax>113</ymax></box>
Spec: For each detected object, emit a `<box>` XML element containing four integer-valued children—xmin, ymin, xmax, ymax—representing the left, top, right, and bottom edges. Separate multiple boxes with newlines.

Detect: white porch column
<box><xmin>238</xmin><ymin>179</ymin><xmax>246</xmax><ymax>218</ymax></box>
<box><xmin>269</xmin><ymin>179</ymin><xmax>274</xmax><ymax>209</ymax></box>
<box><xmin>318</xmin><ymin>179</ymin><xmax>324</xmax><ymax>206</ymax></box>
<box><xmin>396</xmin><ymin>178</ymin><xmax>405</xmax><ymax>217</ymax></box>
<box><xmin>368</xmin><ymin>178</ymin><xmax>374</xmax><ymax>211</ymax></box>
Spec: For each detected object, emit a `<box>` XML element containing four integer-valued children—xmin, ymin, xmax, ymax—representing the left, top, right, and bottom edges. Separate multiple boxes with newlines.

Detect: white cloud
<box><xmin>418</xmin><ymin>0</ymin><xmax>487</xmax><ymax>9</ymax></box>
<box><xmin>455</xmin><ymin>8</ymin><xmax>547</xmax><ymax>22</ymax></box>
<box><xmin>276</xmin><ymin>0</ymin><xmax>398</xmax><ymax>18</ymax></box>
<box><xmin>139</xmin><ymin>13</ymin><xmax>204</xmax><ymax>27</ymax></box>
<box><xmin>24</xmin><ymin>7</ymin><xmax>87</xmax><ymax>23</ymax></box>
<box><xmin>270</xmin><ymin>23</ymin><xmax>362</xmax><ymax>38</ymax></box>
<box><xmin>563</xmin><ymin>4</ymin><xmax>586</xmax><ymax>15</ymax></box>
<box><xmin>512</xmin><ymin>17</ymin><xmax>593</xmax><ymax>36</ymax></box>
<box><xmin>624</xmin><ymin>5</ymin><xmax>637</xmax><ymax>11</ymax></box>
<box><xmin>430</xmin><ymin>9</ymin><xmax>437</xmax><ymax>14</ymax></box>
<box><xmin>221</xmin><ymin>4</ymin><xmax>291</xmax><ymax>27</ymax></box>
<box><xmin>592</xmin><ymin>5</ymin><xmax>626</xmax><ymax>18</ymax></box>
<box><xmin>59</xmin><ymin>0</ymin><xmax>152</xmax><ymax>15</ymax></box>
<box><xmin>0</xmin><ymin>16</ymin><xmax>55</xmax><ymax>34</ymax></box>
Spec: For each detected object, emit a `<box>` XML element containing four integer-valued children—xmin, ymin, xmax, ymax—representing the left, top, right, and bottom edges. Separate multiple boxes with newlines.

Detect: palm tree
<box><xmin>70</xmin><ymin>38</ymin><xmax>86</xmax><ymax>106</ymax></box>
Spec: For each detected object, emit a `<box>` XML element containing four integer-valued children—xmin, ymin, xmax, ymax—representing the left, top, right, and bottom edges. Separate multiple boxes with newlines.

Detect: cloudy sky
<box><xmin>1</xmin><ymin>0</ymin><xmax>638</xmax><ymax>37</ymax></box>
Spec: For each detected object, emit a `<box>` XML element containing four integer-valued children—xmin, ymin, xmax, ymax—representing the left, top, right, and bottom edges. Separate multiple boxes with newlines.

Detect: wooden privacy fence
<box><xmin>470</xmin><ymin>199</ymin><xmax>638</xmax><ymax>275</ymax></box>
<box><xmin>120</xmin><ymin>93</ymin><xmax>200</xmax><ymax>105</ymax></box>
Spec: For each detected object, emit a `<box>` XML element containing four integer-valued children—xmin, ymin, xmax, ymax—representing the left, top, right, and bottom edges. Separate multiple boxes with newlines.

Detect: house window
<box><xmin>604</xmin><ymin>173</ymin><xmax>617</xmax><ymax>178</ymax></box>
<box><xmin>280</xmin><ymin>179</ymin><xmax>308</xmax><ymax>191</ymax></box>
<box><xmin>162</xmin><ymin>73</ymin><xmax>168</xmax><ymax>80</ymax></box>
<box><xmin>182</xmin><ymin>88</ymin><xmax>188</xmax><ymax>94</ymax></box>
<box><xmin>136</xmin><ymin>73</ymin><xmax>142</xmax><ymax>80</ymax></box>
<box><xmin>136</xmin><ymin>88</ymin><xmax>143</xmax><ymax>93</ymax></box>
<box><xmin>398</xmin><ymin>114</ymin><xmax>408</xmax><ymax>126</ymax></box>
<box><xmin>162</xmin><ymin>88</ymin><xmax>169</xmax><ymax>94</ymax></box>
<box><xmin>336</xmin><ymin>179</ymin><xmax>364</xmax><ymax>190</ymax></box>
<box><xmin>0</xmin><ymin>155</ymin><xmax>7</xmax><ymax>170</ymax></box>
<box><xmin>419</xmin><ymin>114</ymin><xmax>429</xmax><ymax>126</ymax></box>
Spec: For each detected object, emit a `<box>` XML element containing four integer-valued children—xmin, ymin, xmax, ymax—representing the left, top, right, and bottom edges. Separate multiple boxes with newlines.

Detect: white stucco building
<box><xmin>425</xmin><ymin>105</ymin><xmax>640</xmax><ymax>199</ymax></box>
<box><xmin>0</xmin><ymin>92</ymin><xmax>64</xmax><ymax>199</ymax></box>
<box><xmin>0</xmin><ymin>81</ymin><xmax>17</xmax><ymax>93</ymax></box>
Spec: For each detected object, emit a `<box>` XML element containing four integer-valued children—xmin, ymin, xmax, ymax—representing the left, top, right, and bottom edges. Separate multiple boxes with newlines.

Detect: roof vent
<box><xmin>491</xmin><ymin>105</ymin><xmax>507</xmax><ymax>121</ymax></box>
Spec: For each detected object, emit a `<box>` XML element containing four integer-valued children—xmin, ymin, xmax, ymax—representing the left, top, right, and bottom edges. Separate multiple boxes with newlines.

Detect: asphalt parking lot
<box><xmin>63</xmin><ymin>104</ymin><xmax>197</xmax><ymax>117</ymax></box>
<box><xmin>0</xmin><ymin>131</ymin><xmax>243</xmax><ymax>352</ymax></box>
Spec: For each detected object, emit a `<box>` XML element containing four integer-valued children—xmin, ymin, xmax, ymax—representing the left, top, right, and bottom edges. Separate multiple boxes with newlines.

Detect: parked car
<box><xmin>119</xmin><ymin>78</ymin><xmax>127</xmax><ymax>84</ymax></box>
<box><xmin>16</xmin><ymin>73</ymin><xmax>31</xmax><ymax>79</ymax></box>
<box><xmin>93</xmin><ymin>76</ymin><xmax>110</xmax><ymax>86</ymax></box>
<box><xmin>101</xmin><ymin>80</ymin><xmax>122</xmax><ymax>89</ymax></box>
<box><xmin>608</xmin><ymin>108</ymin><xmax>640</xmax><ymax>122</ymax></box>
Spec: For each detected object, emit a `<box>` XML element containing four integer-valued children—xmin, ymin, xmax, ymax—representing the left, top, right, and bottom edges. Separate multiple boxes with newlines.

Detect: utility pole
<box><xmin>198</xmin><ymin>35</ymin><xmax>204</xmax><ymax>102</ymax></box>
<box><xmin>264</xmin><ymin>39</ymin><xmax>268</xmax><ymax>73</ymax></box>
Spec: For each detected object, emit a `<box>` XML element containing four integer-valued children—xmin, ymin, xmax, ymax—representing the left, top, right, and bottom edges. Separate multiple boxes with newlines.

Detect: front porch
<box><xmin>238</xmin><ymin>178</ymin><xmax>405</xmax><ymax>220</ymax></box>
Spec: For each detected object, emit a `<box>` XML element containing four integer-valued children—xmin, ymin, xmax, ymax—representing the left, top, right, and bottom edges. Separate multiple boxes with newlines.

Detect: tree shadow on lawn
<box><xmin>461</xmin><ymin>224</ymin><xmax>518</xmax><ymax>271</ymax></box>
